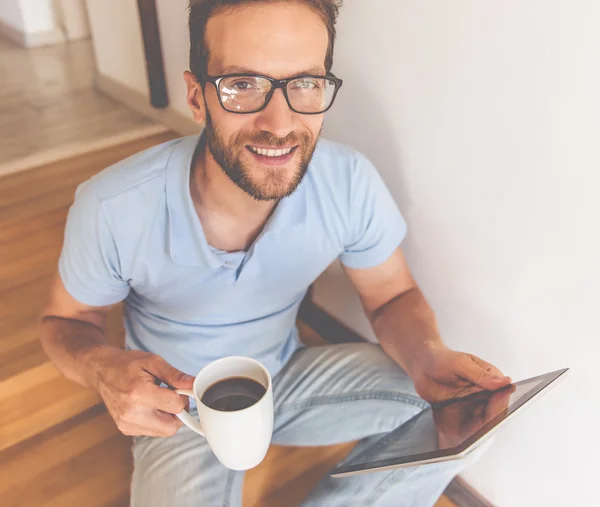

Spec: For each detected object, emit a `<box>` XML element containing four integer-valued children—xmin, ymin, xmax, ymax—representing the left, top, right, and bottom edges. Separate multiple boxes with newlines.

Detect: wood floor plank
<box><xmin>0</xmin><ymin>242</ymin><xmax>63</xmax><ymax>292</ymax></box>
<box><xmin>245</xmin><ymin>443</ymin><xmax>357</xmax><ymax>507</ymax></box>
<box><xmin>0</xmin><ymin>276</ymin><xmax>53</xmax><ymax>320</ymax></box>
<box><xmin>0</xmin><ymin>408</ymin><xmax>119</xmax><ymax>496</ymax></box>
<box><xmin>100</xmin><ymin>493</ymin><xmax>131</xmax><ymax>507</ymax></box>
<box><xmin>0</xmin><ymin>339</ymin><xmax>48</xmax><ymax>383</ymax></box>
<box><xmin>0</xmin><ymin>207</ymin><xmax>67</xmax><ymax>245</ymax></box>
<box><xmin>3</xmin><ymin>434</ymin><xmax>131</xmax><ymax>507</ymax></box>
<box><xmin>0</xmin><ymin>376</ymin><xmax>101</xmax><ymax>452</ymax></box>
<box><xmin>0</xmin><ymin>131</ymin><xmax>176</xmax><ymax>206</ymax></box>
<box><xmin>0</xmin><ymin>316</ymin><xmax>46</xmax><ymax>356</ymax></box>
<box><xmin>0</xmin><ymin>362</ymin><xmax>60</xmax><ymax>402</ymax></box>
<box><xmin>0</xmin><ymin>38</ymin><xmax>168</xmax><ymax>174</ymax></box>
<box><xmin>0</xmin><ymin>222</ymin><xmax>64</xmax><ymax>261</ymax></box>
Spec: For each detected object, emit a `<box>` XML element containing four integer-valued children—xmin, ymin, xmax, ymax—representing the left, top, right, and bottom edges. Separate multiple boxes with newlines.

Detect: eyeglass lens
<box><xmin>219</xmin><ymin>76</ymin><xmax>337</xmax><ymax>113</ymax></box>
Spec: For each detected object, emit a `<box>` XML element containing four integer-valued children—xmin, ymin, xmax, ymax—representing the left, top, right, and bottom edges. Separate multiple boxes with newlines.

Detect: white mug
<box><xmin>176</xmin><ymin>356</ymin><xmax>274</xmax><ymax>471</ymax></box>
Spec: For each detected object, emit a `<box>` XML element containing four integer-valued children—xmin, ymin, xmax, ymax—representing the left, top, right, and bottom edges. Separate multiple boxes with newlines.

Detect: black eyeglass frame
<box><xmin>201</xmin><ymin>73</ymin><xmax>344</xmax><ymax>115</ymax></box>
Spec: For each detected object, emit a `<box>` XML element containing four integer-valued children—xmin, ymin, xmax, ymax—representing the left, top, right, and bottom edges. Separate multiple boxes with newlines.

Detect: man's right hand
<box><xmin>85</xmin><ymin>346</ymin><xmax>195</xmax><ymax>437</ymax></box>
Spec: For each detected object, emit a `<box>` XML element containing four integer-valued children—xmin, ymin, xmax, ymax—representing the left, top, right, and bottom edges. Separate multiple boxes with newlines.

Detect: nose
<box><xmin>254</xmin><ymin>88</ymin><xmax>296</xmax><ymax>139</ymax></box>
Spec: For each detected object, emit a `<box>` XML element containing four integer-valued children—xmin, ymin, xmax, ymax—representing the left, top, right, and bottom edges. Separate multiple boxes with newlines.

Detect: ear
<box><xmin>184</xmin><ymin>71</ymin><xmax>206</xmax><ymax>124</ymax></box>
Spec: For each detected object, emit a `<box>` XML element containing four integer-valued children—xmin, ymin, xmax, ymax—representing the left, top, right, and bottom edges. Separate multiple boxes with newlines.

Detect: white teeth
<box><xmin>250</xmin><ymin>146</ymin><xmax>293</xmax><ymax>157</ymax></box>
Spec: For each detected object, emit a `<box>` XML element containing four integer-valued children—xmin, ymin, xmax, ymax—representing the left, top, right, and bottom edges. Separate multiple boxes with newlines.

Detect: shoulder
<box><xmin>305</xmin><ymin>138</ymin><xmax>380</xmax><ymax>199</ymax></box>
<box><xmin>75</xmin><ymin>136</ymin><xmax>187</xmax><ymax>203</ymax></box>
<box><xmin>309</xmin><ymin>137</ymin><xmax>363</xmax><ymax>171</ymax></box>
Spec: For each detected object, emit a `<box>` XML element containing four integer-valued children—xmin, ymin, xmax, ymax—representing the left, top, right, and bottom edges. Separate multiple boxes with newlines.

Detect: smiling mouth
<box><xmin>247</xmin><ymin>145</ymin><xmax>297</xmax><ymax>157</ymax></box>
<box><xmin>245</xmin><ymin>145</ymin><xmax>298</xmax><ymax>165</ymax></box>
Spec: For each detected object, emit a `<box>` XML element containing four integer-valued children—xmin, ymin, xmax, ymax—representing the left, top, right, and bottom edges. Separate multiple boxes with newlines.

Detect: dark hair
<box><xmin>189</xmin><ymin>0</ymin><xmax>343</xmax><ymax>79</ymax></box>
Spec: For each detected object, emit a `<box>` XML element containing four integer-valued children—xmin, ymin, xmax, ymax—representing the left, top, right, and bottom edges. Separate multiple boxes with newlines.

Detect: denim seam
<box><xmin>366</xmin><ymin>465</ymin><xmax>421</xmax><ymax>506</ymax></box>
<box><xmin>275</xmin><ymin>391</ymin><xmax>429</xmax><ymax>414</ymax></box>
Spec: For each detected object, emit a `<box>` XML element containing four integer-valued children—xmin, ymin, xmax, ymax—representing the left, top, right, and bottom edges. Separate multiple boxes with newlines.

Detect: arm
<box><xmin>344</xmin><ymin>248</ymin><xmax>511</xmax><ymax>402</ymax></box>
<box><xmin>41</xmin><ymin>275</ymin><xmax>113</xmax><ymax>388</ymax></box>
<box><xmin>343</xmin><ymin>248</ymin><xmax>439</xmax><ymax>374</ymax></box>
<box><xmin>41</xmin><ymin>274</ymin><xmax>194</xmax><ymax>437</ymax></box>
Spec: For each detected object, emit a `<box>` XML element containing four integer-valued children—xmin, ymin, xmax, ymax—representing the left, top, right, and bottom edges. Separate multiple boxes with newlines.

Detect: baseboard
<box><xmin>0</xmin><ymin>18</ymin><xmax>65</xmax><ymax>48</ymax></box>
<box><xmin>445</xmin><ymin>476</ymin><xmax>495</xmax><ymax>507</ymax></box>
<box><xmin>95</xmin><ymin>74</ymin><xmax>201</xmax><ymax>136</ymax></box>
<box><xmin>299</xmin><ymin>299</ymin><xmax>494</xmax><ymax>507</ymax></box>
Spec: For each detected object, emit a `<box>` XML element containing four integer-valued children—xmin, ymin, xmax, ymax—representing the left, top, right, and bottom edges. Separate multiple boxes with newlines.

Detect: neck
<box><xmin>191</xmin><ymin>142</ymin><xmax>277</xmax><ymax>221</ymax></box>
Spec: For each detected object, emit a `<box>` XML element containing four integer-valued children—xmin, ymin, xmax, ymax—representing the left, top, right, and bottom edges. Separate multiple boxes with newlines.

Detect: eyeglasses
<box><xmin>202</xmin><ymin>73</ymin><xmax>343</xmax><ymax>115</ymax></box>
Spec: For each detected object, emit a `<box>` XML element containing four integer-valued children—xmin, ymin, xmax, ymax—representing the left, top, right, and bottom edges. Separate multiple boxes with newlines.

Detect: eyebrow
<box><xmin>217</xmin><ymin>65</ymin><xmax>327</xmax><ymax>77</ymax></box>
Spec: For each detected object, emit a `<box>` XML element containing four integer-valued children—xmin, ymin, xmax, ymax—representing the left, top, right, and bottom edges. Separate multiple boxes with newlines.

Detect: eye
<box><xmin>292</xmin><ymin>79</ymin><xmax>321</xmax><ymax>91</ymax></box>
<box><xmin>230</xmin><ymin>79</ymin><xmax>258</xmax><ymax>92</ymax></box>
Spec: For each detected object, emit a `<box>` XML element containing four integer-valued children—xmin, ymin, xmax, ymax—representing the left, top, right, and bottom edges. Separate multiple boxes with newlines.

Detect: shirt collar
<box><xmin>165</xmin><ymin>133</ymin><xmax>308</xmax><ymax>268</ymax></box>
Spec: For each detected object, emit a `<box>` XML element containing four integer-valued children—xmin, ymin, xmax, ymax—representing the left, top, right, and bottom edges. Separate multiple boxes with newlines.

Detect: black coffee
<box><xmin>201</xmin><ymin>377</ymin><xmax>266</xmax><ymax>412</ymax></box>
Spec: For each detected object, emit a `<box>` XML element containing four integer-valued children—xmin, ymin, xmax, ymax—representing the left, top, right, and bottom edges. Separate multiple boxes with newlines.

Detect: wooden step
<box><xmin>0</xmin><ymin>207</ymin><xmax>67</xmax><ymax>246</ymax></box>
<box><xmin>0</xmin><ymin>132</ymin><xmax>176</xmax><ymax>209</ymax></box>
<box><xmin>0</xmin><ymin>276</ymin><xmax>54</xmax><ymax>321</ymax></box>
<box><xmin>0</xmin><ymin>405</ymin><xmax>132</xmax><ymax>507</ymax></box>
<box><xmin>0</xmin><ymin>303</ymin><xmax>125</xmax><ymax>451</ymax></box>
<box><xmin>0</xmin><ymin>225</ymin><xmax>64</xmax><ymax>293</ymax></box>
<box><xmin>0</xmin><ymin>370</ymin><xmax>102</xmax><ymax>453</ymax></box>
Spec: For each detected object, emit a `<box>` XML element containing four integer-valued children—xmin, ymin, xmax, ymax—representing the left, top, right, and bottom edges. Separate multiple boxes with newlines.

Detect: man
<box><xmin>41</xmin><ymin>0</ymin><xmax>511</xmax><ymax>505</ymax></box>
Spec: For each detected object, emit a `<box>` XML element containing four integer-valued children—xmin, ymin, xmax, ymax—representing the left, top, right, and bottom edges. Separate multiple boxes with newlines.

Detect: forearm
<box><xmin>40</xmin><ymin>316</ymin><xmax>113</xmax><ymax>389</ymax></box>
<box><xmin>370</xmin><ymin>287</ymin><xmax>445</xmax><ymax>376</ymax></box>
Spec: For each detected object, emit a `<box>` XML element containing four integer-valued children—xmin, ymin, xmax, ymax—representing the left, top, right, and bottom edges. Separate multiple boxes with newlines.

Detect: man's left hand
<box><xmin>410</xmin><ymin>346</ymin><xmax>512</xmax><ymax>404</ymax></box>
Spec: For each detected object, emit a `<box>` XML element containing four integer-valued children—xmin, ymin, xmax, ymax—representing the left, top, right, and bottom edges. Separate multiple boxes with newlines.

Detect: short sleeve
<box><xmin>339</xmin><ymin>153</ymin><xmax>408</xmax><ymax>269</ymax></box>
<box><xmin>58</xmin><ymin>183</ymin><xmax>130</xmax><ymax>306</ymax></box>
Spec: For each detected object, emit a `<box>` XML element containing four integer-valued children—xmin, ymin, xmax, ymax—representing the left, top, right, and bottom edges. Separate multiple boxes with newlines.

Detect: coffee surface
<box><xmin>201</xmin><ymin>377</ymin><xmax>266</xmax><ymax>412</ymax></box>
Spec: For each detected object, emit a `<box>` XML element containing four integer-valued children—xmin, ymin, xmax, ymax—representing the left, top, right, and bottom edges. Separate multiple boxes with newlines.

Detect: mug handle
<box><xmin>175</xmin><ymin>389</ymin><xmax>205</xmax><ymax>436</ymax></box>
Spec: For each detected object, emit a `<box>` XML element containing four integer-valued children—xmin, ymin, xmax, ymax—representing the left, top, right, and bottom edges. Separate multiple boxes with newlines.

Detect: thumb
<box><xmin>456</xmin><ymin>354</ymin><xmax>511</xmax><ymax>390</ymax></box>
<box><xmin>146</xmin><ymin>356</ymin><xmax>195</xmax><ymax>389</ymax></box>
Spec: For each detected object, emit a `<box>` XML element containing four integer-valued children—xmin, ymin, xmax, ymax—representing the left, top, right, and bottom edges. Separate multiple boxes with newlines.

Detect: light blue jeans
<box><xmin>131</xmin><ymin>343</ymin><xmax>485</xmax><ymax>506</ymax></box>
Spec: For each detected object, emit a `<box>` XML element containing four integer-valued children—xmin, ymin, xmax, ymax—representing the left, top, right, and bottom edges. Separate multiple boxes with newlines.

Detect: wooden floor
<box><xmin>0</xmin><ymin>36</ymin><xmax>167</xmax><ymax>177</ymax></box>
<box><xmin>0</xmin><ymin>135</ymin><xmax>455</xmax><ymax>507</ymax></box>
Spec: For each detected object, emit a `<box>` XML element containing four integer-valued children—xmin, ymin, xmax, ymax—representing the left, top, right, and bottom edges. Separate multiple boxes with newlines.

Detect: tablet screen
<box><xmin>332</xmin><ymin>368</ymin><xmax>568</xmax><ymax>475</ymax></box>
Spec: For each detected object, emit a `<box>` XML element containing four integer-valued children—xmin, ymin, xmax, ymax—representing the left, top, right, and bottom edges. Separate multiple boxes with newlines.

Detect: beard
<box><xmin>203</xmin><ymin>111</ymin><xmax>320</xmax><ymax>201</ymax></box>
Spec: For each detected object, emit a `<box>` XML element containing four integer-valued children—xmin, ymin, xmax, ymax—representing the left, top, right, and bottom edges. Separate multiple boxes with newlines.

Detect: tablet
<box><xmin>330</xmin><ymin>368</ymin><xmax>569</xmax><ymax>478</ymax></box>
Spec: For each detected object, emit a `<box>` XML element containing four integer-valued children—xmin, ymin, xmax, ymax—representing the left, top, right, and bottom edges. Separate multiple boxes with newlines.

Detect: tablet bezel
<box><xmin>330</xmin><ymin>367</ymin><xmax>569</xmax><ymax>478</ymax></box>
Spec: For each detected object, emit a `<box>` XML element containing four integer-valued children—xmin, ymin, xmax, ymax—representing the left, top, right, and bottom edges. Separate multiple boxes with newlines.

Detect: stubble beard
<box><xmin>203</xmin><ymin>111</ymin><xmax>320</xmax><ymax>202</ymax></box>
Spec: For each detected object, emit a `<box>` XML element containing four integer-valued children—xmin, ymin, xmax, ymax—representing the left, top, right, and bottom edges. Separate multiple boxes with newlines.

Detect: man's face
<box><xmin>191</xmin><ymin>3</ymin><xmax>329</xmax><ymax>201</ymax></box>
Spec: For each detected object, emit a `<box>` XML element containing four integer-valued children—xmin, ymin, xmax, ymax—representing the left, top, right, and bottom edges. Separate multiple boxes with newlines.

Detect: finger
<box><xmin>132</xmin><ymin>410</ymin><xmax>182</xmax><ymax>438</ymax></box>
<box><xmin>448</xmin><ymin>383</ymin><xmax>486</xmax><ymax>400</ymax></box>
<box><xmin>427</xmin><ymin>383</ymin><xmax>484</xmax><ymax>403</ymax></box>
<box><xmin>143</xmin><ymin>356</ymin><xmax>195</xmax><ymax>389</ymax></box>
<box><xmin>469</xmin><ymin>355</ymin><xmax>507</xmax><ymax>380</ymax></box>
<box><xmin>134</xmin><ymin>380</ymin><xmax>189</xmax><ymax>414</ymax></box>
<box><xmin>116</xmin><ymin>406</ymin><xmax>182</xmax><ymax>437</ymax></box>
<box><xmin>455</xmin><ymin>355</ymin><xmax>512</xmax><ymax>390</ymax></box>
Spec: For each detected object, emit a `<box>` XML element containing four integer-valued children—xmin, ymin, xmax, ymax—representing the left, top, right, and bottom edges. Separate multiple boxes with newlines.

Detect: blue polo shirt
<box><xmin>59</xmin><ymin>134</ymin><xmax>407</xmax><ymax>378</ymax></box>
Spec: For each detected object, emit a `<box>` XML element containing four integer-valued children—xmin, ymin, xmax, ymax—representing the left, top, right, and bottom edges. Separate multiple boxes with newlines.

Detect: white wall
<box><xmin>85</xmin><ymin>0</ymin><xmax>149</xmax><ymax>95</ymax></box>
<box><xmin>85</xmin><ymin>0</ymin><xmax>193</xmax><ymax>119</ymax></box>
<box><xmin>55</xmin><ymin>0</ymin><xmax>90</xmax><ymax>40</ymax></box>
<box><xmin>0</xmin><ymin>0</ymin><xmax>26</xmax><ymax>31</ymax></box>
<box><xmin>0</xmin><ymin>0</ymin><xmax>89</xmax><ymax>46</ymax></box>
<box><xmin>19</xmin><ymin>0</ymin><xmax>57</xmax><ymax>33</ymax></box>
<box><xmin>155</xmin><ymin>0</ymin><xmax>191</xmax><ymax>118</ymax></box>
<box><xmin>315</xmin><ymin>1</ymin><xmax>600</xmax><ymax>505</ymax></box>
<box><xmin>0</xmin><ymin>0</ymin><xmax>58</xmax><ymax>37</ymax></box>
